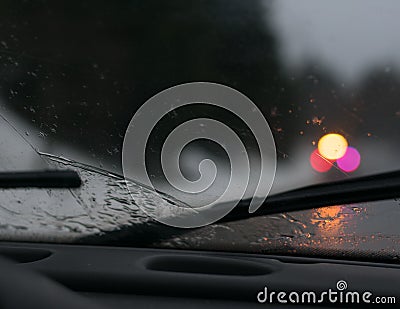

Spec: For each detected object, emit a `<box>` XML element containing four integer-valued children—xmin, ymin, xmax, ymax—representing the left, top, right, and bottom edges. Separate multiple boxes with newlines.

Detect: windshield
<box><xmin>0</xmin><ymin>0</ymin><xmax>399</xmax><ymax>259</ymax></box>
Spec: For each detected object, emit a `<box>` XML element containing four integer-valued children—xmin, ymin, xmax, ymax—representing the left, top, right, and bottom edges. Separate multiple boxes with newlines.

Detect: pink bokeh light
<box><xmin>337</xmin><ymin>146</ymin><xmax>361</xmax><ymax>172</ymax></box>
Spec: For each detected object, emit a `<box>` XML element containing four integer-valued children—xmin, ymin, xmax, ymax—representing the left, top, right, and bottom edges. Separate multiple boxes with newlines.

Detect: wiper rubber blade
<box><xmin>219</xmin><ymin>170</ymin><xmax>400</xmax><ymax>223</ymax></box>
<box><xmin>0</xmin><ymin>170</ymin><xmax>81</xmax><ymax>188</ymax></box>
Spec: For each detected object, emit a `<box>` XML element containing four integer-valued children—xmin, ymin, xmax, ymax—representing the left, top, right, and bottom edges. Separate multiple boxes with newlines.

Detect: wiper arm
<box><xmin>0</xmin><ymin>170</ymin><xmax>81</xmax><ymax>188</ymax></box>
<box><xmin>219</xmin><ymin>170</ymin><xmax>400</xmax><ymax>223</ymax></box>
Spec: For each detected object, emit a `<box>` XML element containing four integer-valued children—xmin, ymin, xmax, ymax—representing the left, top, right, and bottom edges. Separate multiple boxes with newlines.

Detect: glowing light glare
<box><xmin>310</xmin><ymin>149</ymin><xmax>334</xmax><ymax>173</ymax></box>
<box><xmin>337</xmin><ymin>146</ymin><xmax>361</xmax><ymax>172</ymax></box>
<box><xmin>318</xmin><ymin>133</ymin><xmax>348</xmax><ymax>160</ymax></box>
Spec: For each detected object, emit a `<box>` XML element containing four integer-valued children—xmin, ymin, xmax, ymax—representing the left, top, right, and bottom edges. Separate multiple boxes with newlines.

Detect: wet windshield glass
<box><xmin>0</xmin><ymin>0</ymin><xmax>399</xmax><ymax>257</ymax></box>
<box><xmin>1</xmin><ymin>0</ymin><xmax>399</xmax><ymax>183</ymax></box>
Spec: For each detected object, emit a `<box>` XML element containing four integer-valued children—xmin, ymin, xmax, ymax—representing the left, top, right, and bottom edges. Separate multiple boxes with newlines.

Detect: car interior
<box><xmin>0</xmin><ymin>0</ymin><xmax>399</xmax><ymax>308</ymax></box>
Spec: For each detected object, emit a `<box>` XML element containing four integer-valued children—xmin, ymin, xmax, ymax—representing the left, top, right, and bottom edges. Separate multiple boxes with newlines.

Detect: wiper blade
<box><xmin>78</xmin><ymin>170</ymin><xmax>400</xmax><ymax>247</ymax></box>
<box><xmin>0</xmin><ymin>170</ymin><xmax>81</xmax><ymax>188</ymax></box>
<box><xmin>219</xmin><ymin>170</ymin><xmax>400</xmax><ymax>223</ymax></box>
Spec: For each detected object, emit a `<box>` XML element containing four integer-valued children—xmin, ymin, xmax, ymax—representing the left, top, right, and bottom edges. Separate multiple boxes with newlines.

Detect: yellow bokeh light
<box><xmin>318</xmin><ymin>133</ymin><xmax>348</xmax><ymax>160</ymax></box>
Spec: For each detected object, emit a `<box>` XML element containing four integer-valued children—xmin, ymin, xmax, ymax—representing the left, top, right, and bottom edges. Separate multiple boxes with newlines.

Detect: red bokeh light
<box><xmin>310</xmin><ymin>149</ymin><xmax>335</xmax><ymax>173</ymax></box>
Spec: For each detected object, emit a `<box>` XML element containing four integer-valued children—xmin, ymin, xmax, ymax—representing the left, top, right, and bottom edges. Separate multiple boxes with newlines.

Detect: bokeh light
<box><xmin>318</xmin><ymin>133</ymin><xmax>348</xmax><ymax>160</ymax></box>
<box><xmin>337</xmin><ymin>146</ymin><xmax>361</xmax><ymax>172</ymax></box>
<box><xmin>310</xmin><ymin>149</ymin><xmax>334</xmax><ymax>172</ymax></box>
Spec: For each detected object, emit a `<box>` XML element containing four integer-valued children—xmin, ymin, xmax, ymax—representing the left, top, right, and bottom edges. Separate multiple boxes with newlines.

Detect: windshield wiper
<box><xmin>219</xmin><ymin>170</ymin><xmax>400</xmax><ymax>223</ymax></box>
<box><xmin>79</xmin><ymin>170</ymin><xmax>400</xmax><ymax>246</ymax></box>
<box><xmin>0</xmin><ymin>170</ymin><xmax>81</xmax><ymax>188</ymax></box>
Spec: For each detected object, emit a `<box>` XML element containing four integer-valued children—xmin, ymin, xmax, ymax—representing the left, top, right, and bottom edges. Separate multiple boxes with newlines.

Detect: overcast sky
<box><xmin>270</xmin><ymin>0</ymin><xmax>400</xmax><ymax>82</ymax></box>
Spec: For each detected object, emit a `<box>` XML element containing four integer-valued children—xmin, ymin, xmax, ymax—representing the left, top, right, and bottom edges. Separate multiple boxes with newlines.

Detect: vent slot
<box><xmin>0</xmin><ymin>247</ymin><xmax>52</xmax><ymax>263</ymax></box>
<box><xmin>146</xmin><ymin>255</ymin><xmax>276</xmax><ymax>276</ymax></box>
